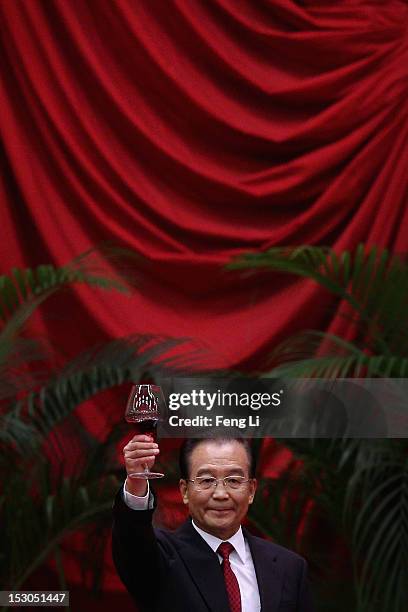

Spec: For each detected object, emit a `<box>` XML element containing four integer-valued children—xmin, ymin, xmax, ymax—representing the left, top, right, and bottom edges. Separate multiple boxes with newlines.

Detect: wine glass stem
<box><xmin>143</xmin><ymin>464</ymin><xmax>149</xmax><ymax>474</ymax></box>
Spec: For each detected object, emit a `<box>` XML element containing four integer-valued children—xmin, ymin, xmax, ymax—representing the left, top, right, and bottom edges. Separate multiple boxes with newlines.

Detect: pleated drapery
<box><xmin>1</xmin><ymin>0</ymin><xmax>407</xmax><ymax>369</ymax></box>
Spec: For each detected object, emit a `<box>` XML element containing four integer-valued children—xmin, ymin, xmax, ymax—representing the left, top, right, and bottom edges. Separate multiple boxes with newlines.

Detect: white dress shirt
<box><xmin>123</xmin><ymin>480</ymin><xmax>261</xmax><ymax>612</ymax></box>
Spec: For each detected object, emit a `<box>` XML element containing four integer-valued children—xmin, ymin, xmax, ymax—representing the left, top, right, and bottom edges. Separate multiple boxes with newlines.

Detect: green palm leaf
<box><xmin>2</xmin><ymin>410</ymin><xmax>133</xmax><ymax>593</ymax></box>
<box><xmin>0</xmin><ymin>247</ymin><xmax>135</xmax><ymax>358</ymax></box>
<box><xmin>26</xmin><ymin>335</ymin><xmax>188</xmax><ymax>438</ymax></box>
<box><xmin>346</xmin><ymin>456</ymin><xmax>408</xmax><ymax>612</ymax></box>
<box><xmin>228</xmin><ymin>243</ymin><xmax>408</xmax><ymax>610</ymax></box>
<box><xmin>2</xmin><ymin>464</ymin><xmax>120</xmax><ymax>592</ymax></box>
<box><xmin>228</xmin><ymin>245</ymin><xmax>408</xmax><ymax>356</ymax></box>
<box><xmin>262</xmin><ymin>331</ymin><xmax>408</xmax><ymax>378</ymax></box>
<box><xmin>0</xmin><ymin>247</ymin><xmax>198</xmax><ymax>598</ymax></box>
<box><xmin>1</xmin><ymin>333</ymin><xmax>199</xmax><ymax>460</ymax></box>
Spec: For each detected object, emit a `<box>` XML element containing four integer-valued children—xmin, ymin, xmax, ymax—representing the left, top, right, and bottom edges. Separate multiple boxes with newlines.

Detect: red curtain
<box><xmin>1</xmin><ymin>0</ymin><xmax>407</xmax><ymax>606</ymax></box>
<box><xmin>1</xmin><ymin>0</ymin><xmax>407</xmax><ymax>370</ymax></box>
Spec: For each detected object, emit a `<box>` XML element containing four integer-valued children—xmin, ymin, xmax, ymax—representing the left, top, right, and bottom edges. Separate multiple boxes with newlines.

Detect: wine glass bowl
<box><xmin>125</xmin><ymin>384</ymin><xmax>165</xmax><ymax>479</ymax></box>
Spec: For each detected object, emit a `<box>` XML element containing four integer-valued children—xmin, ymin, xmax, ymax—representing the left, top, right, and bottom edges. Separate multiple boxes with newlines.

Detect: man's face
<box><xmin>179</xmin><ymin>440</ymin><xmax>257</xmax><ymax>540</ymax></box>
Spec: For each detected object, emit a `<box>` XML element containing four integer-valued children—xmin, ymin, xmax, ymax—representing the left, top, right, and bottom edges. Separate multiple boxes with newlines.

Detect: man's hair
<box><xmin>179</xmin><ymin>438</ymin><xmax>257</xmax><ymax>479</ymax></box>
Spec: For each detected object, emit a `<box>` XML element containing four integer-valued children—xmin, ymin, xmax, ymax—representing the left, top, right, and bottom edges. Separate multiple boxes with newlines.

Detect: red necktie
<box><xmin>217</xmin><ymin>542</ymin><xmax>242</xmax><ymax>612</ymax></box>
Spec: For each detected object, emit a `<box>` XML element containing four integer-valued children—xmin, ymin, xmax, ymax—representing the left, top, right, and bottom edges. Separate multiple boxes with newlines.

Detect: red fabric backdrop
<box><xmin>1</xmin><ymin>0</ymin><xmax>407</xmax><ymax>370</ymax></box>
<box><xmin>1</xmin><ymin>0</ymin><xmax>407</xmax><ymax>607</ymax></box>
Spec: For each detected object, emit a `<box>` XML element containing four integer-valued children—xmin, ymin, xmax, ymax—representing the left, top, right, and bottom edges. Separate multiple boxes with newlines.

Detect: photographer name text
<box><xmin>168</xmin><ymin>414</ymin><xmax>261</xmax><ymax>429</ymax></box>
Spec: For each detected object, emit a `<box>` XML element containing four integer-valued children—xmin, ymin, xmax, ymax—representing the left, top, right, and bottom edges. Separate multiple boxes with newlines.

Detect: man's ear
<box><xmin>248</xmin><ymin>478</ymin><xmax>257</xmax><ymax>505</ymax></box>
<box><xmin>179</xmin><ymin>479</ymin><xmax>189</xmax><ymax>505</ymax></box>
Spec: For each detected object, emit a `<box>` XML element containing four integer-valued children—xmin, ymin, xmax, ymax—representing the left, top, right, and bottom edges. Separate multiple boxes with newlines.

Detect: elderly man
<box><xmin>112</xmin><ymin>436</ymin><xmax>314</xmax><ymax>612</ymax></box>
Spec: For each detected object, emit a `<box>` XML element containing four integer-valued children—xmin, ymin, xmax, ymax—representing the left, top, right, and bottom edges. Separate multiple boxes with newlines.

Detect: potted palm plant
<box><xmin>0</xmin><ymin>248</ymin><xmax>186</xmax><ymax>609</ymax></box>
<box><xmin>228</xmin><ymin>244</ymin><xmax>408</xmax><ymax>612</ymax></box>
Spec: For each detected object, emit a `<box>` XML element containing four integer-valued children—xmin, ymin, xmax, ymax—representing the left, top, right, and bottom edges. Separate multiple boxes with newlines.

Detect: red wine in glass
<box><xmin>125</xmin><ymin>414</ymin><xmax>158</xmax><ymax>440</ymax></box>
<box><xmin>125</xmin><ymin>384</ymin><xmax>165</xmax><ymax>479</ymax></box>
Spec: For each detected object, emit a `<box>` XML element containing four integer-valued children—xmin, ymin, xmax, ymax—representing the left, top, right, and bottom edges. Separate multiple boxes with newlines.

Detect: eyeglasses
<box><xmin>187</xmin><ymin>476</ymin><xmax>251</xmax><ymax>491</ymax></box>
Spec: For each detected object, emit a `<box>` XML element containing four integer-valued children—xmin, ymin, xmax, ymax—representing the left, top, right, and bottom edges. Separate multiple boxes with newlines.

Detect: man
<box><xmin>112</xmin><ymin>436</ymin><xmax>314</xmax><ymax>612</ymax></box>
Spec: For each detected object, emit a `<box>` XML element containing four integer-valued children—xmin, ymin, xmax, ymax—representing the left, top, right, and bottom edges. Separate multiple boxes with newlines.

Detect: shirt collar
<box><xmin>191</xmin><ymin>520</ymin><xmax>247</xmax><ymax>564</ymax></box>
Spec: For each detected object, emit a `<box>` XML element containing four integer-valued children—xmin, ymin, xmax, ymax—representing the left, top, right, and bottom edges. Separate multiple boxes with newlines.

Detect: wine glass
<box><xmin>125</xmin><ymin>384</ymin><xmax>165</xmax><ymax>479</ymax></box>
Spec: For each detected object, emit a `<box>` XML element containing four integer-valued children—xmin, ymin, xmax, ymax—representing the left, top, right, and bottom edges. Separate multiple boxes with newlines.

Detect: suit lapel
<box><xmin>174</xmin><ymin>519</ymin><xmax>230</xmax><ymax>612</ymax></box>
<box><xmin>244</xmin><ymin>528</ymin><xmax>284</xmax><ymax>612</ymax></box>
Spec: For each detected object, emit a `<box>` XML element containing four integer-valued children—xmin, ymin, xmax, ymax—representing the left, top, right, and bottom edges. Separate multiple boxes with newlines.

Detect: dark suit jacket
<box><xmin>112</xmin><ymin>491</ymin><xmax>314</xmax><ymax>612</ymax></box>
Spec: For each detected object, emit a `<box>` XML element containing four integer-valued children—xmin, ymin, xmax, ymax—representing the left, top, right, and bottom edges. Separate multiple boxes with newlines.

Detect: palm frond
<box><xmin>0</xmin><ymin>248</ymin><xmax>197</xmax><ymax>598</ymax></box>
<box><xmin>287</xmin><ymin>439</ymin><xmax>408</xmax><ymax>612</ymax></box>
<box><xmin>1</xmin><ymin>407</ymin><xmax>129</xmax><ymax>592</ymax></box>
<box><xmin>346</xmin><ymin>456</ymin><xmax>408</xmax><ymax>612</ymax></box>
<box><xmin>229</xmin><ymin>245</ymin><xmax>408</xmax><ymax>356</ymax></box>
<box><xmin>0</xmin><ymin>412</ymin><xmax>38</xmax><ymax>457</ymax></box>
<box><xmin>2</xmin><ymin>469</ymin><xmax>119</xmax><ymax>591</ymax></box>
<box><xmin>262</xmin><ymin>331</ymin><xmax>408</xmax><ymax>378</ymax></box>
<box><xmin>0</xmin><ymin>247</ymin><xmax>137</xmax><ymax>355</ymax></box>
<box><xmin>228</xmin><ymin>243</ymin><xmax>408</xmax><ymax>610</ymax></box>
<box><xmin>2</xmin><ymin>335</ymin><xmax>190</xmax><ymax>449</ymax></box>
